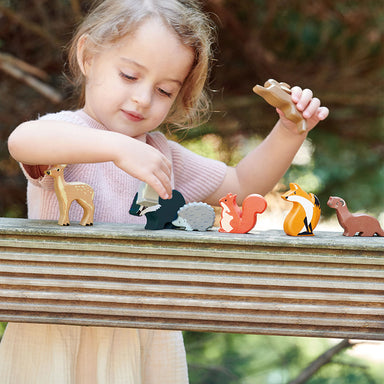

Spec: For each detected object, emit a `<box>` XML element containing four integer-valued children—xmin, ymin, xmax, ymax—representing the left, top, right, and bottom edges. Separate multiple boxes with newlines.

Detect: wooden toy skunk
<box><xmin>129</xmin><ymin>189</ymin><xmax>185</xmax><ymax>230</ymax></box>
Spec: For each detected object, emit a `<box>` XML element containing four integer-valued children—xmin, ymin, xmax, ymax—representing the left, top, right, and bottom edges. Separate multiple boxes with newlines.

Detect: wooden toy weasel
<box><xmin>281</xmin><ymin>183</ymin><xmax>321</xmax><ymax>236</ymax></box>
<box><xmin>218</xmin><ymin>193</ymin><xmax>267</xmax><ymax>234</ymax></box>
<box><xmin>45</xmin><ymin>164</ymin><xmax>95</xmax><ymax>226</ymax></box>
<box><xmin>253</xmin><ymin>79</ymin><xmax>307</xmax><ymax>134</ymax></box>
<box><xmin>327</xmin><ymin>196</ymin><xmax>384</xmax><ymax>237</ymax></box>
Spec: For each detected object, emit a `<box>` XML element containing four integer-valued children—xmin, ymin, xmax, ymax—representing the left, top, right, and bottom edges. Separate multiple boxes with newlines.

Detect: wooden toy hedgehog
<box><xmin>172</xmin><ymin>202</ymin><xmax>216</xmax><ymax>231</ymax></box>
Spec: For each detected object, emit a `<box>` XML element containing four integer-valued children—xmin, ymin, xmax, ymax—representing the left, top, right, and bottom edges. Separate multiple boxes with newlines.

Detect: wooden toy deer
<box><xmin>45</xmin><ymin>164</ymin><xmax>95</xmax><ymax>226</ymax></box>
<box><xmin>253</xmin><ymin>79</ymin><xmax>307</xmax><ymax>134</ymax></box>
<box><xmin>327</xmin><ymin>196</ymin><xmax>384</xmax><ymax>237</ymax></box>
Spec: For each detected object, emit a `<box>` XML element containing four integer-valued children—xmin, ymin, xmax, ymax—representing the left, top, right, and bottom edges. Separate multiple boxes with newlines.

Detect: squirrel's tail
<box><xmin>238</xmin><ymin>194</ymin><xmax>267</xmax><ymax>233</ymax></box>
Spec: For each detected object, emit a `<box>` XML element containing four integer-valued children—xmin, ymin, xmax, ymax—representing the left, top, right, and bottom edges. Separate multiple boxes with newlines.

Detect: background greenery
<box><xmin>0</xmin><ymin>0</ymin><xmax>383</xmax><ymax>382</ymax></box>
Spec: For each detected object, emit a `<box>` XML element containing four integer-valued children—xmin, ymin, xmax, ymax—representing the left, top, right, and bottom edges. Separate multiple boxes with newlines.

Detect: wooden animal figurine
<box><xmin>172</xmin><ymin>202</ymin><xmax>216</xmax><ymax>231</ymax></box>
<box><xmin>129</xmin><ymin>189</ymin><xmax>186</xmax><ymax>230</ymax></box>
<box><xmin>253</xmin><ymin>79</ymin><xmax>307</xmax><ymax>134</ymax></box>
<box><xmin>327</xmin><ymin>196</ymin><xmax>384</xmax><ymax>237</ymax></box>
<box><xmin>281</xmin><ymin>183</ymin><xmax>321</xmax><ymax>236</ymax></box>
<box><xmin>136</xmin><ymin>182</ymin><xmax>159</xmax><ymax>207</ymax></box>
<box><xmin>218</xmin><ymin>193</ymin><xmax>267</xmax><ymax>234</ymax></box>
<box><xmin>45</xmin><ymin>164</ymin><xmax>95</xmax><ymax>226</ymax></box>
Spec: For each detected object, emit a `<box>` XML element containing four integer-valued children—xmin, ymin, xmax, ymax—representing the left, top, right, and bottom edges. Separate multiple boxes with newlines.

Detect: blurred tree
<box><xmin>0</xmin><ymin>0</ymin><xmax>383</xmax><ymax>217</ymax></box>
<box><xmin>201</xmin><ymin>0</ymin><xmax>384</xmax><ymax>216</ymax></box>
<box><xmin>184</xmin><ymin>332</ymin><xmax>384</xmax><ymax>383</ymax></box>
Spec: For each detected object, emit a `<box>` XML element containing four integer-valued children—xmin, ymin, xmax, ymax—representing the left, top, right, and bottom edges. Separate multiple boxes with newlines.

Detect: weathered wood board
<box><xmin>0</xmin><ymin>218</ymin><xmax>383</xmax><ymax>340</ymax></box>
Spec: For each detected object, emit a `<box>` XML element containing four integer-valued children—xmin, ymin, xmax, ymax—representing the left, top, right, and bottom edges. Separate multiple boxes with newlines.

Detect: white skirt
<box><xmin>0</xmin><ymin>323</ymin><xmax>188</xmax><ymax>384</ymax></box>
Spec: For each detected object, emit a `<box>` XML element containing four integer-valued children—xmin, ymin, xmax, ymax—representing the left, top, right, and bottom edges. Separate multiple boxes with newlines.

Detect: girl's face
<box><xmin>80</xmin><ymin>18</ymin><xmax>194</xmax><ymax>138</ymax></box>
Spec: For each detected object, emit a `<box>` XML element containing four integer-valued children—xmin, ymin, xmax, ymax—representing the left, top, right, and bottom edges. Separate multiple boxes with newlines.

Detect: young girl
<box><xmin>3</xmin><ymin>0</ymin><xmax>329</xmax><ymax>383</ymax></box>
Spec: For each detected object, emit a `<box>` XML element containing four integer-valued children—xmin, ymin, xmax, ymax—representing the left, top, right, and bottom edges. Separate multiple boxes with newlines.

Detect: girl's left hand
<box><xmin>277</xmin><ymin>86</ymin><xmax>329</xmax><ymax>134</ymax></box>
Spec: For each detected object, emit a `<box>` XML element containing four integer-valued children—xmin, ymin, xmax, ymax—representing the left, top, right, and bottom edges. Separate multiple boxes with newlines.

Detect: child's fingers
<box><xmin>296</xmin><ymin>88</ymin><xmax>313</xmax><ymax>112</ymax></box>
<box><xmin>116</xmin><ymin>141</ymin><xmax>172</xmax><ymax>199</ymax></box>
<box><xmin>146</xmin><ymin>177</ymin><xmax>170</xmax><ymax>200</ymax></box>
<box><xmin>290</xmin><ymin>86</ymin><xmax>302</xmax><ymax>103</ymax></box>
<box><xmin>143</xmin><ymin>158</ymin><xmax>172</xmax><ymax>200</ymax></box>
<box><xmin>302</xmin><ymin>97</ymin><xmax>320</xmax><ymax>119</ymax></box>
<box><xmin>154</xmin><ymin>167</ymin><xmax>173</xmax><ymax>199</ymax></box>
<box><xmin>317</xmin><ymin>106</ymin><xmax>329</xmax><ymax>121</ymax></box>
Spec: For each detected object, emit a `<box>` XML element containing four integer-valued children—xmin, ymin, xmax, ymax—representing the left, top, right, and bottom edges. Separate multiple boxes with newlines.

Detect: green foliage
<box><xmin>185</xmin><ymin>333</ymin><xmax>384</xmax><ymax>384</ymax></box>
<box><xmin>0</xmin><ymin>323</ymin><xmax>6</xmax><ymax>340</ymax></box>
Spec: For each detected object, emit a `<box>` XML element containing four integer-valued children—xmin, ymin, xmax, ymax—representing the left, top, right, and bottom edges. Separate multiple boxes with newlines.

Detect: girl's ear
<box><xmin>77</xmin><ymin>34</ymin><xmax>90</xmax><ymax>76</ymax></box>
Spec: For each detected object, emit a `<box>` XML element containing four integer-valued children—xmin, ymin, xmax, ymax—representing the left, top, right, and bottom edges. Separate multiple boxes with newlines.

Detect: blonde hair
<box><xmin>68</xmin><ymin>0</ymin><xmax>215</xmax><ymax>129</ymax></box>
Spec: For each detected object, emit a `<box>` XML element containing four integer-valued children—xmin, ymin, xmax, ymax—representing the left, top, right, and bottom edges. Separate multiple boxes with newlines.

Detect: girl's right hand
<box><xmin>113</xmin><ymin>137</ymin><xmax>172</xmax><ymax>200</ymax></box>
<box><xmin>8</xmin><ymin>120</ymin><xmax>172</xmax><ymax>200</ymax></box>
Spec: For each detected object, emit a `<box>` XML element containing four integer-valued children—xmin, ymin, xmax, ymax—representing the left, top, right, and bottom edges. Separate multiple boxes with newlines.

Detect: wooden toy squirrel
<box><xmin>45</xmin><ymin>164</ymin><xmax>95</xmax><ymax>226</ymax></box>
<box><xmin>327</xmin><ymin>196</ymin><xmax>384</xmax><ymax>237</ymax></box>
<box><xmin>281</xmin><ymin>183</ymin><xmax>321</xmax><ymax>236</ymax></box>
<box><xmin>253</xmin><ymin>79</ymin><xmax>307</xmax><ymax>134</ymax></box>
<box><xmin>218</xmin><ymin>193</ymin><xmax>267</xmax><ymax>234</ymax></box>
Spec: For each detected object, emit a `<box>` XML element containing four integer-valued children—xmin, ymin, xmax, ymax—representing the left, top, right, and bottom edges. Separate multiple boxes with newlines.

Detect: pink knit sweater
<box><xmin>22</xmin><ymin>109</ymin><xmax>227</xmax><ymax>223</ymax></box>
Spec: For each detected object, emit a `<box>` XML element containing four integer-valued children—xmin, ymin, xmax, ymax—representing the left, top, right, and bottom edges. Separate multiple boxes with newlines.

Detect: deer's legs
<box><xmin>77</xmin><ymin>199</ymin><xmax>94</xmax><ymax>226</ymax></box>
<box><xmin>58</xmin><ymin>201</ymin><xmax>71</xmax><ymax>226</ymax></box>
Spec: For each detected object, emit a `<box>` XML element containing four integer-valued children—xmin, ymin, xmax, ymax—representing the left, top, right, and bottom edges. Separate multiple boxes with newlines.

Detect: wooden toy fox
<box><xmin>281</xmin><ymin>183</ymin><xmax>321</xmax><ymax>236</ymax></box>
<box><xmin>219</xmin><ymin>193</ymin><xmax>267</xmax><ymax>234</ymax></box>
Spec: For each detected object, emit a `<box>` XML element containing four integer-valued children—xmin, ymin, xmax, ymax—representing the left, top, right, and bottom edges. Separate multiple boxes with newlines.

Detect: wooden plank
<box><xmin>0</xmin><ymin>217</ymin><xmax>383</xmax><ymax>340</ymax></box>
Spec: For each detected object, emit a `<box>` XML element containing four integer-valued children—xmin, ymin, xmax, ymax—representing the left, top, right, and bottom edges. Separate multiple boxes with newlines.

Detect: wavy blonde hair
<box><xmin>68</xmin><ymin>0</ymin><xmax>215</xmax><ymax>129</ymax></box>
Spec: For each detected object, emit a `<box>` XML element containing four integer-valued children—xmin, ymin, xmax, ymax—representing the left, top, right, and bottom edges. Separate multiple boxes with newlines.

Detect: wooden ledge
<box><xmin>0</xmin><ymin>217</ymin><xmax>383</xmax><ymax>340</ymax></box>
